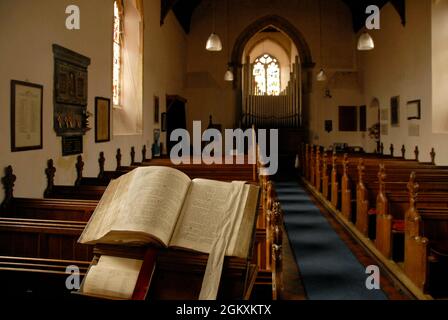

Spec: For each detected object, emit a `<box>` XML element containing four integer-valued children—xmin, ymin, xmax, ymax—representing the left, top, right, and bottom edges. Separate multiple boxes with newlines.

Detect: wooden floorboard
<box><xmin>280</xmin><ymin>224</ymin><xmax>307</xmax><ymax>300</ymax></box>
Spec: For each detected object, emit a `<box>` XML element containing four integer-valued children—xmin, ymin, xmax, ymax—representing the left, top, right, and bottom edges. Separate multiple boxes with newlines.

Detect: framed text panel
<box><xmin>11</xmin><ymin>80</ymin><xmax>43</xmax><ymax>152</ymax></box>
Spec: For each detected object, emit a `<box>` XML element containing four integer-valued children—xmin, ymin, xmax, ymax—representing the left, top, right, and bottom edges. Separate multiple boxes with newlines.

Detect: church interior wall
<box><xmin>185</xmin><ymin>0</ymin><xmax>361</xmax><ymax>142</ymax></box>
<box><xmin>2</xmin><ymin>0</ymin><xmax>448</xmax><ymax>202</ymax></box>
<box><xmin>359</xmin><ymin>0</ymin><xmax>436</xmax><ymax>162</ymax></box>
<box><xmin>0</xmin><ymin>0</ymin><xmax>187</xmax><ymax>199</ymax></box>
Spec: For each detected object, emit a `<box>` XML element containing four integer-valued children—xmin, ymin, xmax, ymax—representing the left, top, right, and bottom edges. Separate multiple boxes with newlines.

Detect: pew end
<box><xmin>375</xmin><ymin>214</ymin><xmax>393</xmax><ymax>259</ymax></box>
<box><xmin>404</xmin><ymin>236</ymin><xmax>429</xmax><ymax>292</ymax></box>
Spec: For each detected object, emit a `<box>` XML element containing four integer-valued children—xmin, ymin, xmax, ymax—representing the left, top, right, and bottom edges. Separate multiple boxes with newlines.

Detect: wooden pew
<box><xmin>360</xmin><ymin>166</ymin><xmax>448</xmax><ymax>260</ymax></box>
<box><xmin>301</xmin><ymin>145</ymin><xmax>448</xmax><ymax>296</ymax></box>
<box><xmin>1</xmin><ymin>151</ymin><xmax>283</xmax><ymax>298</ymax></box>
<box><xmin>377</xmin><ymin>172</ymin><xmax>448</xmax><ymax>292</ymax></box>
<box><xmin>271</xmin><ymin>202</ymin><xmax>283</xmax><ymax>300</ymax></box>
<box><xmin>1</xmin><ymin>166</ymin><xmax>97</xmax><ymax>222</ymax></box>
<box><xmin>3</xmin><ymin>126</ymin><xmax>281</xmax><ymax>293</ymax></box>
<box><xmin>0</xmin><ymin>217</ymin><xmax>91</xmax><ymax>261</ymax></box>
<box><xmin>77</xmin><ymin>147</ymin><xmax>148</xmax><ymax>187</ymax></box>
<box><xmin>325</xmin><ymin>148</ymin><xmax>448</xmax><ymax>231</ymax></box>
<box><xmin>0</xmin><ymin>256</ymin><xmax>89</xmax><ymax>297</ymax></box>
<box><xmin>44</xmin><ymin>158</ymin><xmax>106</xmax><ymax>200</ymax></box>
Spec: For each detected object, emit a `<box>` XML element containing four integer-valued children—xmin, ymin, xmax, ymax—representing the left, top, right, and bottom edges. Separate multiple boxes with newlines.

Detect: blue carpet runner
<box><xmin>276</xmin><ymin>181</ymin><xmax>387</xmax><ymax>300</ymax></box>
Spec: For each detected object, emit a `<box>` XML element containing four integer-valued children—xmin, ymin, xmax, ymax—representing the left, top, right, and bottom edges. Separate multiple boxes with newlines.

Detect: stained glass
<box><xmin>252</xmin><ymin>54</ymin><xmax>280</xmax><ymax>96</ymax></box>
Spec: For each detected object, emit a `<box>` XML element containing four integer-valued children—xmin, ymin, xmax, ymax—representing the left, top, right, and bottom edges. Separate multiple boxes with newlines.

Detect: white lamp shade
<box><xmin>316</xmin><ymin>69</ymin><xmax>327</xmax><ymax>82</ymax></box>
<box><xmin>224</xmin><ymin>69</ymin><xmax>234</xmax><ymax>81</ymax></box>
<box><xmin>206</xmin><ymin>32</ymin><xmax>222</xmax><ymax>51</ymax></box>
<box><xmin>357</xmin><ymin>32</ymin><xmax>375</xmax><ymax>51</ymax></box>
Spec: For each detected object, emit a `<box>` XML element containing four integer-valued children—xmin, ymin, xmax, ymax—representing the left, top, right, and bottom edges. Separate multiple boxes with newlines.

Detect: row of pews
<box><xmin>0</xmin><ymin>146</ymin><xmax>285</xmax><ymax>299</ymax></box>
<box><xmin>299</xmin><ymin>144</ymin><xmax>448</xmax><ymax>299</ymax></box>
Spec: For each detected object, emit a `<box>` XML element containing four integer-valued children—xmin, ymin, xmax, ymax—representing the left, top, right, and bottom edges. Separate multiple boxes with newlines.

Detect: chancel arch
<box><xmin>230</xmin><ymin>15</ymin><xmax>314</xmax><ymax>130</ymax></box>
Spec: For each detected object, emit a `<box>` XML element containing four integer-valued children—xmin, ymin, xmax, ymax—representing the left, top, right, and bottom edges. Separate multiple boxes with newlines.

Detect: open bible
<box><xmin>78</xmin><ymin>166</ymin><xmax>259</xmax><ymax>299</ymax></box>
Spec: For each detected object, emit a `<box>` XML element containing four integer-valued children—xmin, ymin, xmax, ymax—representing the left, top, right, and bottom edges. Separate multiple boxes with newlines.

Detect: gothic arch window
<box><xmin>252</xmin><ymin>54</ymin><xmax>281</xmax><ymax>96</ymax></box>
<box><xmin>113</xmin><ymin>0</ymin><xmax>123</xmax><ymax>107</ymax></box>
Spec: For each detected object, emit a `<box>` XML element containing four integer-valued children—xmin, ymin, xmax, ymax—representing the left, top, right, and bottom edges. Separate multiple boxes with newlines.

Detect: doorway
<box><xmin>166</xmin><ymin>95</ymin><xmax>187</xmax><ymax>154</ymax></box>
<box><xmin>368</xmin><ymin>98</ymin><xmax>381</xmax><ymax>153</ymax></box>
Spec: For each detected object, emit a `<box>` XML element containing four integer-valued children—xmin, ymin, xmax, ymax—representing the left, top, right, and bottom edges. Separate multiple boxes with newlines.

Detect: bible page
<box><xmin>226</xmin><ymin>184</ymin><xmax>259</xmax><ymax>258</ymax></box>
<box><xmin>78</xmin><ymin>172</ymin><xmax>136</xmax><ymax>244</ymax></box>
<box><xmin>110</xmin><ymin>166</ymin><xmax>191</xmax><ymax>246</ymax></box>
<box><xmin>82</xmin><ymin>255</ymin><xmax>143</xmax><ymax>299</ymax></box>
<box><xmin>169</xmin><ymin>179</ymin><xmax>247</xmax><ymax>254</ymax></box>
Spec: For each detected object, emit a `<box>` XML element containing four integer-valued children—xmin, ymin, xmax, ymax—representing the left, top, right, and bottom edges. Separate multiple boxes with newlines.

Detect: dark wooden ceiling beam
<box><xmin>160</xmin><ymin>0</ymin><xmax>179</xmax><ymax>26</ymax></box>
<box><xmin>162</xmin><ymin>0</ymin><xmax>406</xmax><ymax>35</ymax></box>
<box><xmin>390</xmin><ymin>0</ymin><xmax>406</xmax><ymax>26</ymax></box>
<box><xmin>160</xmin><ymin>0</ymin><xmax>201</xmax><ymax>34</ymax></box>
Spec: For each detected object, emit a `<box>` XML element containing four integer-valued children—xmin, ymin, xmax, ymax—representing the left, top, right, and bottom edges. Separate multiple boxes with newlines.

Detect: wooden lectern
<box><xmin>75</xmin><ymin>190</ymin><xmax>260</xmax><ymax>300</ymax></box>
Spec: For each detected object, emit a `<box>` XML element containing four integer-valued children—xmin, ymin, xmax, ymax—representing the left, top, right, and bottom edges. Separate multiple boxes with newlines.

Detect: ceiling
<box><xmin>161</xmin><ymin>0</ymin><xmax>406</xmax><ymax>34</ymax></box>
<box><xmin>341</xmin><ymin>0</ymin><xmax>405</xmax><ymax>32</ymax></box>
<box><xmin>160</xmin><ymin>0</ymin><xmax>202</xmax><ymax>33</ymax></box>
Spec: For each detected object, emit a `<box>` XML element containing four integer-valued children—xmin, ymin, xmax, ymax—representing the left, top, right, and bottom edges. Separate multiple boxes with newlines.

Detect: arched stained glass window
<box><xmin>252</xmin><ymin>54</ymin><xmax>281</xmax><ymax>96</ymax></box>
<box><xmin>113</xmin><ymin>0</ymin><xmax>123</xmax><ymax>106</ymax></box>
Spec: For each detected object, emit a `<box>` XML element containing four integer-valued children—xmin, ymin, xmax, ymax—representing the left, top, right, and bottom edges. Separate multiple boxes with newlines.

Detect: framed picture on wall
<box><xmin>390</xmin><ymin>96</ymin><xmax>400</xmax><ymax>127</ymax></box>
<box><xmin>407</xmin><ymin>100</ymin><xmax>421</xmax><ymax>120</ymax></box>
<box><xmin>154</xmin><ymin>96</ymin><xmax>160</xmax><ymax>124</ymax></box>
<box><xmin>95</xmin><ymin>97</ymin><xmax>111</xmax><ymax>143</ymax></box>
<box><xmin>11</xmin><ymin>80</ymin><xmax>43</xmax><ymax>152</ymax></box>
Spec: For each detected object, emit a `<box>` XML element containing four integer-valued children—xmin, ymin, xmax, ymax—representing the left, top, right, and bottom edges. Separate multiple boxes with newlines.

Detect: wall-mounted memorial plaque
<box><xmin>62</xmin><ymin>135</ymin><xmax>83</xmax><ymax>156</ymax></box>
<box><xmin>53</xmin><ymin>44</ymin><xmax>91</xmax><ymax>137</ymax></box>
<box><xmin>407</xmin><ymin>100</ymin><xmax>421</xmax><ymax>120</ymax></box>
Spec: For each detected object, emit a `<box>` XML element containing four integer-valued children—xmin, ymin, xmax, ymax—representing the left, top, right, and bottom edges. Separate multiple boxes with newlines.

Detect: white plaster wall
<box><xmin>432</xmin><ymin>0</ymin><xmax>448</xmax><ymax>133</ymax></box>
<box><xmin>0</xmin><ymin>0</ymin><xmax>187</xmax><ymax>199</ymax></box>
<box><xmin>359</xmin><ymin>0</ymin><xmax>438</xmax><ymax>162</ymax></box>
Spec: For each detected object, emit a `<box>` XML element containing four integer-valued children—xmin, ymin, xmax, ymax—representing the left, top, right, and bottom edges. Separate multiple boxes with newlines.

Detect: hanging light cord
<box><xmin>226</xmin><ymin>0</ymin><xmax>233</xmax><ymax>70</ymax></box>
<box><xmin>212</xmin><ymin>0</ymin><xmax>216</xmax><ymax>33</ymax></box>
<box><xmin>226</xmin><ymin>0</ymin><xmax>229</xmax><ymax>58</ymax></box>
<box><xmin>319</xmin><ymin>0</ymin><xmax>323</xmax><ymax>68</ymax></box>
